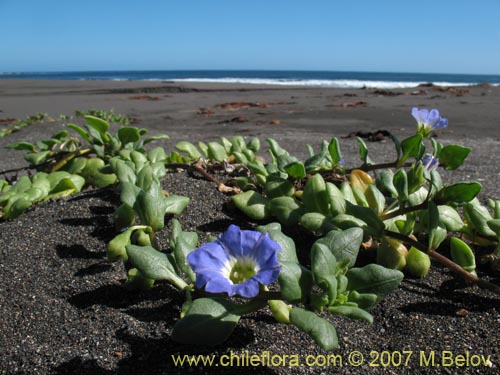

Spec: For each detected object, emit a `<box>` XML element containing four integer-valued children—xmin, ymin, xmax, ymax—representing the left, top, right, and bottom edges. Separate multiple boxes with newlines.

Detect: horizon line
<box><xmin>2</xmin><ymin>69</ymin><xmax>500</xmax><ymax>77</ymax></box>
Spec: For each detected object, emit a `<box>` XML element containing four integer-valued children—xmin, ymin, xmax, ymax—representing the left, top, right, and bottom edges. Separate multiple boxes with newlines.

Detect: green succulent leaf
<box><xmin>399</xmin><ymin>133</ymin><xmax>424</xmax><ymax>165</ymax></box>
<box><xmin>437</xmin><ymin>205</ymin><xmax>464</xmax><ymax>232</ymax></box>
<box><xmin>171</xmin><ymin>298</ymin><xmax>241</xmax><ymax>346</ymax></box>
<box><xmin>207</xmin><ymin>142</ymin><xmax>227</xmax><ymax>162</ymax></box>
<box><xmin>5</xmin><ymin>141</ymin><xmax>36</xmax><ymax>152</ymax></box>
<box><xmin>449</xmin><ymin>237</ymin><xmax>476</xmax><ymax>273</ymax></box>
<box><xmin>463</xmin><ymin>199</ymin><xmax>496</xmax><ymax>237</ymax></box>
<box><xmin>289</xmin><ymin>307</ymin><xmax>339</xmax><ymax>350</ymax></box>
<box><xmin>427</xmin><ymin>201</ymin><xmax>447</xmax><ymax>251</ymax></box>
<box><xmin>377</xmin><ymin>169</ymin><xmax>397</xmax><ymax>197</ymax></box>
<box><xmin>328</xmin><ymin>137</ymin><xmax>343</xmax><ymax>165</ymax></box>
<box><xmin>434</xmin><ymin>182</ymin><xmax>482</xmax><ymax>205</ymax></box>
<box><xmin>357</xmin><ymin>137</ymin><xmax>372</xmax><ymax>165</ymax></box>
<box><xmin>439</xmin><ymin>144</ymin><xmax>471</xmax><ymax>170</ymax></box>
<box><xmin>278</xmin><ymin>261</ymin><xmax>313</xmax><ymax>304</ymax></box>
<box><xmin>346</xmin><ymin>264</ymin><xmax>404</xmax><ymax>302</ymax></box>
<box><xmin>284</xmin><ymin>161</ymin><xmax>306</xmax><ymax>179</ymax></box>
<box><xmin>328</xmin><ymin>305</ymin><xmax>373</xmax><ymax>323</ymax></box>
<box><xmin>67</xmin><ymin>123</ymin><xmax>91</xmax><ymax>143</ymax></box>
<box><xmin>84</xmin><ymin>115</ymin><xmax>109</xmax><ymax>134</ymax></box>
<box><xmin>24</xmin><ymin>151</ymin><xmax>51</xmax><ymax>166</ymax></box>
<box><xmin>256</xmin><ymin>222</ymin><xmax>299</xmax><ymax>263</ymax></box>
<box><xmin>232</xmin><ymin>191</ymin><xmax>269</xmax><ymax>221</ymax></box>
<box><xmin>311</xmin><ymin>244</ymin><xmax>338</xmax><ymax>304</ymax></box>
<box><xmin>126</xmin><ymin>245</ymin><xmax>187</xmax><ymax>288</ymax></box>
<box><xmin>268</xmin><ymin>196</ymin><xmax>303</xmax><ymax>226</ymax></box>
<box><xmin>346</xmin><ymin>291</ymin><xmax>378</xmax><ymax>310</ymax></box>
<box><xmin>176</xmin><ymin>141</ymin><xmax>202</xmax><ymax>159</ymax></box>
<box><xmin>164</xmin><ymin>194</ymin><xmax>190</xmax><ymax>216</ymax></box>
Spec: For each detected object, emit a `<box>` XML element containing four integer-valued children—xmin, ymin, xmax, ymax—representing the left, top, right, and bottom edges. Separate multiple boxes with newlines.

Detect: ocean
<box><xmin>1</xmin><ymin>70</ymin><xmax>500</xmax><ymax>89</ymax></box>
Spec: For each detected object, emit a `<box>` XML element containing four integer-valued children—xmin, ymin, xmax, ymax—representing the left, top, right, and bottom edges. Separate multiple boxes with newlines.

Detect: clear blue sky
<box><xmin>1</xmin><ymin>0</ymin><xmax>499</xmax><ymax>74</ymax></box>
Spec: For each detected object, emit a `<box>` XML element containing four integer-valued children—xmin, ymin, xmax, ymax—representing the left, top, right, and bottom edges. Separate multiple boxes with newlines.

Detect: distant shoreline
<box><xmin>2</xmin><ymin>70</ymin><xmax>500</xmax><ymax>89</ymax></box>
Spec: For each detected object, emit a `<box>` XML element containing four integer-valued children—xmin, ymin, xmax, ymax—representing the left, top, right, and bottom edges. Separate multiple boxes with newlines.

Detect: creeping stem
<box><xmin>164</xmin><ymin>160</ymin><xmax>241</xmax><ymax>194</ymax></box>
<box><xmin>384</xmin><ymin>230</ymin><xmax>500</xmax><ymax>296</ymax></box>
<box><xmin>380</xmin><ymin>202</ymin><xmax>428</xmax><ymax>221</ymax></box>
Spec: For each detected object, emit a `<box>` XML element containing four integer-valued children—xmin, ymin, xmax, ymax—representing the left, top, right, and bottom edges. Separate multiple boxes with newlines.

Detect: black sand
<box><xmin>0</xmin><ymin>80</ymin><xmax>499</xmax><ymax>374</ymax></box>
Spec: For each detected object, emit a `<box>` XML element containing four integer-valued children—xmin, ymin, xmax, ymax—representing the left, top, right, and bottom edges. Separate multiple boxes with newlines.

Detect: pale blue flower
<box><xmin>187</xmin><ymin>225</ymin><xmax>281</xmax><ymax>298</ymax></box>
<box><xmin>412</xmin><ymin>107</ymin><xmax>448</xmax><ymax>136</ymax></box>
<box><xmin>422</xmin><ymin>154</ymin><xmax>439</xmax><ymax>172</ymax></box>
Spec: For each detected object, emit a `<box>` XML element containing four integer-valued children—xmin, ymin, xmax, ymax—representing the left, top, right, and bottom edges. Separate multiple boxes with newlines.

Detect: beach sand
<box><xmin>0</xmin><ymin>79</ymin><xmax>499</xmax><ymax>374</ymax></box>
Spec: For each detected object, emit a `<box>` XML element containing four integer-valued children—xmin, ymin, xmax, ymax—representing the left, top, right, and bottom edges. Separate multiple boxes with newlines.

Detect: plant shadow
<box><xmin>52</xmin><ymin>326</ymin><xmax>276</xmax><ymax>375</ymax></box>
<box><xmin>67</xmin><ymin>283</ymin><xmax>180</xmax><ymax>310</ymax></box>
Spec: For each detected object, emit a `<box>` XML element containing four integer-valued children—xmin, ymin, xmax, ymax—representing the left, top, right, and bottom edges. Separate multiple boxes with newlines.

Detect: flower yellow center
<box><xmin>229</xmin><ymin>258</ymin><xmax>257</xmax><ymax>284</ymax></box>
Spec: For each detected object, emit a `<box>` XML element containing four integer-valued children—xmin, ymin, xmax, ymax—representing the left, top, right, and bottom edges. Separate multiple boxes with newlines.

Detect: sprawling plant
<box><xmin>2</xmin><ymin>107</ymin><xmax>499</xmax><ymax>350</ymax></box>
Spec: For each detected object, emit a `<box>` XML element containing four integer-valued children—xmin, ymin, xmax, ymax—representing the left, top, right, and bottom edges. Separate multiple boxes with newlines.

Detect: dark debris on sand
<box><xmin>0</xmin><ymin>172</ymin><xmax>499</xmax><ymax>375</ymax></box>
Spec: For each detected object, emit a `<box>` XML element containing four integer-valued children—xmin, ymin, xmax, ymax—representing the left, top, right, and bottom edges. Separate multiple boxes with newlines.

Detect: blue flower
<box><xmin>422</xmin><ymin>154</ymin><xmax>439</xmax><ymax>172</ymax></box>
<box><xmin>187</xmin><ymin>225</ymin><xmax>281</xmax><ymax>298</ymax></box>
<box><xmin>412</xmin><ymin>107</ymin><xmax>448</xmax><ymax>136</ymax></box>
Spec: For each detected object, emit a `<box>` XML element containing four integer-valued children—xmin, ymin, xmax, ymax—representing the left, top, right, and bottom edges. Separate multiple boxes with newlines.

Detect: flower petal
<box><xmin>240</xmin><ymin>229</ymin><xmax>265</xmax><ymax>257</ymax></box>
<box><xmin>219</xmin><ymin>224</ymin><xmax>242</xmax><ymax>256</ymax></box>
<box><xmin>411</xmin><ymin>107</ymin><xmax>421</xmax><ymax>122</ymax></box>
<box><xmin>205</xmin><ymin>276</ymin><xmax>234</xmax><ymax>295</ymax></box>
<box><xmin>427</xmin><ymin>109</ymin><xmax>440</xmax><ymax>128</ymax></box>
<box><xmin>187</xmin><ymin>242</ymin><xmax>230</xmax><ymax>272</ymax></box>
<box><xmin>435</xmin><ymin>117</ymin><xmax>448</xmax><ymax>129</ymax></box>
<box><xmin>232</xmin><ymin>279</ymin><xmax>260</xmax><ymax>298</ymax></box>
<box><xmin>252</xmin><ymin>234</ymin><xmax>281</xmax><ymax>268</ymax></box>
<box><xmin>252</xmin><ymin>268</ymin><xmax>281</xmax><ymax>285</ymax></box>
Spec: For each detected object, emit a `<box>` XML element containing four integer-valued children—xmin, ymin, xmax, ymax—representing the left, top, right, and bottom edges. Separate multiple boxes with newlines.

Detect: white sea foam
<box><xmin>172</xmin><ymin>78</ymin><xmax>482</xmax><ymax>89</ymax></box>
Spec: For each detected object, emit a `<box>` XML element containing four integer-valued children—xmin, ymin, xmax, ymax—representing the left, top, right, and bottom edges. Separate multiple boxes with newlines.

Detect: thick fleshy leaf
<box><xmin>463</xmin><ymin>199</ymin><xmax>496</xmax><ymax>237</ymax></box>
<box><xmin>264</xmin><ymin>176</ymin><xmax>294</xmax><ymax>198</ymax></box>
<box><xmin>278</xmin><ymin>261</ymin><xmax>313</xmax><ymax>303</ymax></box>
<box><xmin>118</xmin><ymin>126</ymin><xmax>141</xmax><ymax>145</ymax></box>
<box><xmin>284</xmin><ymin>161</ymin><xmax>306</xmax><ymax>179</ymax></box>
<box><xmin>345</xmin><ymin>202</ymin><xmax>385</xmax><ymax>236</ymax></box>
<box><xmin>84</xmin><ymin>115</ymin><xmax>109</xmax><ymax>137</ymax></box>
<box><xmin>126</xmin><ymin>245</ymin><xmax>184</xmax><ymax>285</ymax></box>
<box><xmin>256</xmin><ymin>222</ymin><xmax>298</xmax><ymax>263</ymax></box>
<box><xmin>24</xmin><ymin>151</ymin><xmax>51</xmax><ymax>166</ymax></box>
<box><xmin>449</xmin><ymin>237</ymin><xmax>476</xmax><ymax>273</ymax></box>
<box><xmin>134</xmin><ymin>182</ymin><xmax>166</xmax><ymax>232</ymax></box>
<box><xmin>232</xmin><ymin>191</ymin><xmax>269</xmax><ymax>220</ymax></box>
<box><xmin>164</xmin><ymin>194</ymin><xmax>190</xmax><ymax>215</ymax></box>
<box><xmin>346</xmin><ymin>264</ymin><xmax>404</xmax><ymax>301</ymax></box>
<box><xmin>487</xmin><ymin>219</ymin><xmax>500</xmax><ymax>236</ymax></box>
<box><xmin>176</xmin><ymin>141</ymin><xmax>202</xmax><ymax>159</ymax></box>
<box><xmin>326</xmin><ymin>182</ymin><xmax>346</xmax><ymax>217</ymax></box>
<box><xmin>427</xmin><ymin>201</ymin><xmax>446</xmax><ymax>251</ymax></box>
<box><xmin>346</xmin><ymin>291</ymin><xmax>378</xmax><ymax>310</ymax></box>
<box><xmin>357</xmin><ymin>137</ymin><xmax>371</xmax><ymax>165</ymax></box>
<box><xmin>268</xmin><ymin>196</ymin><xmax>303</xmax><ymax>226</ymax></box>
<box><xmin>289</xmin><ymin>307</ymin><xmax>339</xmax><ymax>350</ymax></box>
<box><xmin>328</xmin><ymin>137</ymin><xmax>343</xmax><ymax>164</ymax></box>
<box><xmin>328</xmin><ymin>305</ymin><xmax>373</xmax><ymax>323</ymax></box>
<box><xmin>5</xmin><ymin>141</ymin><xmax>36</xmax><ymax>152</ymax></box>
<box><xmin>434</xmin><ymin>182</ymin><xmax>482</xmax><ymax>204</ymax></box>
<box><xmin>399</xmin><ymin>133</ymin><xmax>424</xmax><ymax>164</ymax></box>
<box><xmin>314</xmin><ymin>228</ymin><xmax>363</xmax><ymax>268</ymax></box>
<box><xmin>439</xmin><ymin>144</ymin><xmax>471</xmax><ymax>170</ymax></box>
<box><xmin>302</xmin><ymin>174</ymin><xmax>329</xmax><ymax>215</ymax></box>
<box><xmin>67</xmin><ymin>123</ymin><xmax>91</xmax><ymax>143</ymax></box>
<box><xmin>311</xmin><ymin>245</ymin><xmax>338</xmax><ymax>304</ymax></box>
<box><xmin>393</xmin><ymin>170</ymin><xmax>408</xmax><ymax>202</ymax></box>
<box><xmin>438</xmin><ymin>205</ymin><xmax>464</xmax><ymax>232</ymax></box>
<box><xmin>377</xmin><ymin>169</ymin><xmax>397</xmax><ymax>197</ymax></box>
<box><xmin>120</xmin><ymin>182</ymin><xmax>141</xmax><ymax>207</ymax></box>
<box><xmin>171</xmin><ymin>298</ymin><xmax>241</xmax><ymax>346</ymax></box>
<box><xmin>207</xmin><ymin>142</ymin><xmax>227</xmax><ymax>162</ymax></box>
